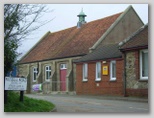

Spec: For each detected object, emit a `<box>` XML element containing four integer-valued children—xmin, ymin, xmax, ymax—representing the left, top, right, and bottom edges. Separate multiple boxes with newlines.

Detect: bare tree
<box><xmin>4</xmin><ymin>4</ymin><xmax>53</xmax><ymax>104</ymax></box>
<box><xmin>4</xmin><ymin>4</ymin><xmax>53</xmax><ymax>42</ymax></box>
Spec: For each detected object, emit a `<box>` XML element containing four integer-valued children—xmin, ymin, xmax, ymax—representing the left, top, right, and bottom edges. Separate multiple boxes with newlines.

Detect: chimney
<box><xmin>77</xmin><ymin>8</ymin><xmax>87</xmax><ymax>28</ymax></box>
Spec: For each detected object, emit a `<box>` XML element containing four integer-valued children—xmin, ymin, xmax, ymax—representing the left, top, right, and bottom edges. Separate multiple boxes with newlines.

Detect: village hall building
<box><xmin>18</xmin><ymin>5</ymin><xmax>144</xmax><ymax>94</ymax></box>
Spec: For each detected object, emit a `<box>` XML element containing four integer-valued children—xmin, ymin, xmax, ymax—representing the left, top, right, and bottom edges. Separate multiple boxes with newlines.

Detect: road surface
<box><xmin>26</xmin><ymin>94</ymin><xmax>149</xmax><ymax>113</ymax></box>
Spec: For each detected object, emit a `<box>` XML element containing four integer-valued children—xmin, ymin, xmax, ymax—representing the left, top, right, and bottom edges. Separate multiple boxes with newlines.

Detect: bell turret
<box><xmin>77</xmin><ymin>9</ymin><xmax>87</xmax><ymax>28</ymax></box>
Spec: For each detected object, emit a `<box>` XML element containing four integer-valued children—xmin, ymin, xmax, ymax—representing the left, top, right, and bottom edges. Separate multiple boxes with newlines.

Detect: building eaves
<box><xmin>74</xmin><ymin>43</ymin><xmax>122</xmax><ymax>63</ymax></box>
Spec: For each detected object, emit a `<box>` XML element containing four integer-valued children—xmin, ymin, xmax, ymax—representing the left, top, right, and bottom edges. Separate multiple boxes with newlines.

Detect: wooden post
<box><xmin>4</xmin><ymin>90</ymin><xmax>8</xmax><ymax>104</ymax></box>
<box><xmin>20</xmin><ymin>91</ymin><xmax>24</xmax><ymax>102</ymax></box>
<box><xmin>4</xmin><ymin>77</ymin><xmax>8</xmax><ymax>104</ymax></box>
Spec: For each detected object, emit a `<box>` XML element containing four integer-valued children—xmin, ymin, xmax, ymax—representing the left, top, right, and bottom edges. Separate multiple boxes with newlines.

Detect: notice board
<box><xmin>5</xmin><ymin>77</ymin><xmax>27</xmax><ymax>90</ymax></box>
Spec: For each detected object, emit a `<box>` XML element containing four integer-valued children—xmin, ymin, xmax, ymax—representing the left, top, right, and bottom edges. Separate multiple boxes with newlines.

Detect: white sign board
<box><xmin>5</xmin><ymin>77</ymin><xmax>27</xmax><ymax>90</ymax></box>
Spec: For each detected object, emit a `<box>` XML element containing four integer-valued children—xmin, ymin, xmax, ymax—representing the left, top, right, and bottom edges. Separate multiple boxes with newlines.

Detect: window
<box><xmin>83</xmin><ymin>63</ymin><xmax>88</xmax><ymax>81</ymax></box>
<box><xmin>110</xmin><ymin>61</ymin><xmax>116</xmax><ymax>81</ymax></box>
<box><xmin>140</xmin><ymin>49</ymin><xmax>148</xmax><ymax>80</ymax></box>
<box><xmin>96</xmin><ymin>62</ymin><xmax>101</xmax><ymax>81</ymax></box>
<box><xmin>33</xmin><ymin>67</ymin><xmax>38</xmax><ymax>82</ymax></box>
<box><xmin>60</xmin><ymin>64</ymin><xmax>67</xmax><ymax>69</ymax></box>
<box><xmin>45</xmin><ymin>66</ymin><xmax>51</xmax><ymax>80</ymax></box>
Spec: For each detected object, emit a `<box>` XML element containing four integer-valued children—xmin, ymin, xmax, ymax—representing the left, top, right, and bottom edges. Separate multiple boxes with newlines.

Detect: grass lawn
<box><xmin>4</xmin><ymin>91</ymin><xmax>55</xmax><ymax>112</ymax></box>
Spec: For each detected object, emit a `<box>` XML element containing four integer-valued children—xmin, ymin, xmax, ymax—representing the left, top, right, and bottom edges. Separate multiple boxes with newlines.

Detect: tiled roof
<box><xmin>19</xmin><ymin>12</ymin><xmax>122</xmax><ymax>64</ymax></box>
<box><xmin>119</xmin><ymin>24</ymin><xmax>148</xmax><ymax>50</ymax></box>
<box><xmin>74</xmin><ymin>43</ymin><xmax>122</xmax><ymax>63</ymax></box>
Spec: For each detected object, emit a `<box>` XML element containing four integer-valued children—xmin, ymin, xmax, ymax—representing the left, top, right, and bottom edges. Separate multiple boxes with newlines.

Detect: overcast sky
<box><xmin>17</xmin><ymin>4</ymin><xmax>148</xmax><ymax>60</ymax></box>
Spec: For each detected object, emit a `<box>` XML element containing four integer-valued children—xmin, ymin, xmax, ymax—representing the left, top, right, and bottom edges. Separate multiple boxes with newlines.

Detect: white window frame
<box><xmin>140</xmin><ymin>49</ymin><xmax>148</xmax><ymax>80</ymax></box>
<box><xmin>83</xmin><ymin>63</ymin><xmax>88</xmax><ymax>81</ymax></box>
<box><xmin>60</xmin><ymin>64</ymin><xmax>67</xmax><ymax>70</ymax></box>
<box><xmin>33</xmin><ymin>67</ymin><xmax>38</xmax><ymax>82</ymax></box>
<box><xmin>45</xmin><ymin>66</ymin><xmax>51</xmax><ymax>81</ymax></box>
<box><xmin>95</xmin><ymin>62</ymin><xmax>101</xmax><ymax>81</ymax></box>
<box><xmin>110</xmin><ymin>61</ymin><xmax>116</xmax><ymax>81</ymax></box>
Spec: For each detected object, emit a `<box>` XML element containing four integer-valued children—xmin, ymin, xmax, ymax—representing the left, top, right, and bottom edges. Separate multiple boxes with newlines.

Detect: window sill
<box><xmin>45</xmin><ymin>79</ymin><xmax>50</xmax><ymax>82</ymax></box>
<box><xmin>139</xmin><ymin>79</ymin><xmax>148</xmax><ymax>82</ymax></box>
<box><xmin>110</xmin><ymin>79</ymin><xmax>116</xmax><ymax>82</ymax></box>
<box><xmin>82</xmin><ymin>79</ymin><xmax>88</xmax><ymax>82</ymax></box>
<box><xmin>33</xmin><ymin>80</ymin><xmax>37</xmax><ymax>83</ymax></box>
<box><xmin>95</xmin><ymin>79</ymin><xmax>101</xmax><ymax>82</ymax></box>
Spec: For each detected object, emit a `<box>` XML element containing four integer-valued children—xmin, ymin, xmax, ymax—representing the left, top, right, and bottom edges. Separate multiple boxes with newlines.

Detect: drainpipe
<box><xmin>123</xmin><ymin>52</ymin><xmax>127</xmax><ymax>97</ymax></box>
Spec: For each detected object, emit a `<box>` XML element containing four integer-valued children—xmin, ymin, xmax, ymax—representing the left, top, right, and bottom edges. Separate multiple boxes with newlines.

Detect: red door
<box><xmin>60</xmin><ymin>64</ymin><xmax>67</xmax><ymax>91</ymax></box>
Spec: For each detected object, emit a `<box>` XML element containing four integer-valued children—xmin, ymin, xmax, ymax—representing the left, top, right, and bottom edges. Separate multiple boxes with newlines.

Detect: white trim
<box><xmin>95</xmin><ymin>62</ymin><xmax>101</xmax><ymax>81</ymax></box>
<box><xmin>140</xmin><ymin>49</ymin><xmax>148</xmax><ymax>80</ymax></box>
<box><xmin>82</xmin><ymin>63</ymin><xmax>88</xmax><ymax>81</ymax></box>
<box><xmin>110</xmin><ymin>61</ymin><xmax>116</xmax><ymax>81</ymax></box>
<box><xmin>33</xmin><ymin>67</ymin><xmax>38</xmax><ymax>82</ymax></box>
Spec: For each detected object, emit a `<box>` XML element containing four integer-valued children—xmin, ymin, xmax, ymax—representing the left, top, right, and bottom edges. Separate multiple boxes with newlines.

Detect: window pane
<box><xmin>49</xmin><ymin>66</ymin><xmax>51</xmax><ymax>70</ymax></box>
<box><xmin>84</xmin><ymin>64</ymin><xmax>87</xmax><ymax>78</ymax></box>
<box><xmin>83</xmin><ymin>63</ymin><xmax>88</xmax><ymax>79</ymax></box>
<box><xmin>142</xmin><ymin>52</ymin><xmax>148</xmax><ymax>77</ymax></box>
<box><xmin>96</xmin><ymin>62</ymin><xmax>101</xmax><ymax>79</ymax></box>
<box><xmin>64</xmin><ymin>64</ymin><xmax>66</xmax><ymax>69</ymax></box>
<box><xmin>33</xmin><ymin>67</ymin><xmax>37</xmax><ymax>81</ymax></box>
<box><xmin>112</xmin><ymin>62</ymin><xmax>116</xmax><ymax>78</ymax></box>
<box><xmin>110</xmin><ymin>61</ymin><xmax>116</xmax><ymax>81</ymax></box>
<box><xmin>46</xmin><ymin>71</ymin><xmax>48</xmax><ymax>79</ymax></box>
<box><xmin>34</xmin><ymin>73</ymin><xmax>36</xmax><ymax>80</ymax></box>
<box><xmin>45</xmin><ymin>66</ymin><xmax>51</xmax><ymax>80</ymax></box>
<box><xmin>49</xmin><ymin>71</ymin><xmax>51</xmax><ymax>77</ymax></box>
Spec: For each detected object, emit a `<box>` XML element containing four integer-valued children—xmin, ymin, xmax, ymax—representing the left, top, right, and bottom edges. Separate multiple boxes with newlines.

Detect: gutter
<box><xmin>74</xmin><ymin>56</ymin><xmax>122</xmax><ymax>64</ymax></box>
<box><xmin>18</xmin><ymin>54</ymin><xmax>86</xmax><ymax>65</ymax></box>
<box><xmin>120</xmin><ymin>45</ymin><xmax>148</xmax><ymax>52</ymax></box>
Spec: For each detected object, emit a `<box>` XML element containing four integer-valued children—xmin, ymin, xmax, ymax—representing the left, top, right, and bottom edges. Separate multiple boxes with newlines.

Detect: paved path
<box><xmin>26</xmin><ymin>94</ymin><xmax>149</xmax><ymax>113</ymax></box>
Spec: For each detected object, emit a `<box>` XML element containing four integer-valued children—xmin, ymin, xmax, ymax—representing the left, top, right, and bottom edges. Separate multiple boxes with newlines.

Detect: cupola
<box><xmin>77</xmin><ymin>9</ymin><xmax>87</xmax><ymax>28</ymax></box>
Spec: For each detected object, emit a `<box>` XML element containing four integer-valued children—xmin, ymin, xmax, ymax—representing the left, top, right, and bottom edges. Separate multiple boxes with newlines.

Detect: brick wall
<box><xmin>76</xmin><ymin>59</ymin><xmax>124</xmax><ymax>96</ymax></box>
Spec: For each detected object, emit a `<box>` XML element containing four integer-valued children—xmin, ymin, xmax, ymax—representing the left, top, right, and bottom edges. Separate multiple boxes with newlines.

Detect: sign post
<box><xmin>20</xmin><ymin>91</ymin><xmax>24</xmax><ymax>102</ymax></box>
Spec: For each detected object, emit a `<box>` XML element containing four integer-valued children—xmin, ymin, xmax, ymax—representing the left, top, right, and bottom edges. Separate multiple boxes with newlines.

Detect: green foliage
<box><xmin>4</xmin><ymin>4</ymin><xmax>20</xmax><ymax>75</ymax></box>
<box><xmin>4</xmin><ymin>91</ymin><xmax>55</xmax><ymax>112</ymax></box>
<box><xmin>4</xmin><ymin>39</ymin><xmax>18</xmax><ymax>76</ymax></box>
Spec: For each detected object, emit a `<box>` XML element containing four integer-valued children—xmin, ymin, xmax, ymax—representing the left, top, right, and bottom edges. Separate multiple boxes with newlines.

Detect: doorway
<box><xmin>60</xmin><ymin>64</ymin><xmax>67</xmax><ymax>91</ymax></box>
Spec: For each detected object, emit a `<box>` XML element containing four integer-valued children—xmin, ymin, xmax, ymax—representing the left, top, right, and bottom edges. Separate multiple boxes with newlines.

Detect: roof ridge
<box><xmin>87</xmin><ymin>12</ymin><xmax>123</xmax><ymax>24</ymax></box>
<box><xmin>50</xmin><ymin>12</ymin><xmax>123</xmax><ymax>35</ymax></box>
